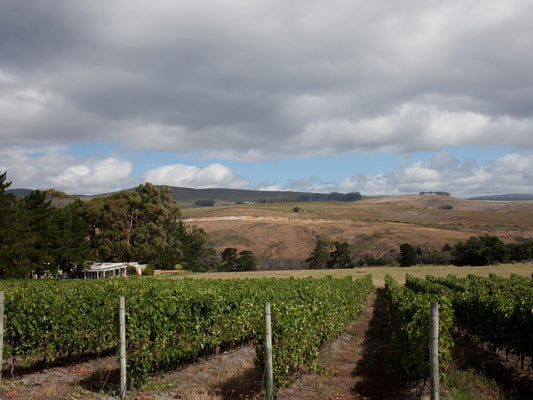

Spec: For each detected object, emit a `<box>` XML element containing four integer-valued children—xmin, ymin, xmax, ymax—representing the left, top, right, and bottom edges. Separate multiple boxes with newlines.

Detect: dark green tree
<box><xmin>399</xmin><ymin>243</ymin><xmax>417</xmax><ymax>267</ymax></box>
<box><xmin>306</xmin><ymin>239</ymin><xmax>331</xmax><ymax>269</ymax></box>
<box><xmin>21</xmin><ymin>190</ymin><xmax>55</xmax><ymax>277</ymax></box>
<box><xmin>327</xmin><ymin>241</ymin><xmax>355</xmax><ymax>269</ymax></box>
<box><xmin>0</xmin><ymin>172</ymin><xmax>19</xmax><ymax>277</ymax></box>
<box><xmin>49</xmin><ymin>200</ymin><xmax>92</xmax><ymax>276</ymax></box>
<box><xmin>220</xmin><ymin>247</ymin><xmax>239</xmax><ymax>271</ymax></box>
<box><xmin>452</xmin><ymin>235</ymin><xmax>507</xmax><ymax>266</ymax></box>
<box><xmin>506</xmin><ymin>241</ymin><xmax>532</xmax><ymax>262</ymax></box>
<box><xmin>176</xmin><ymin>222</ymin><xmax>218</xmax><ymax>272</ymax></box>
<box><xmin>195</xmin><ymin>199</ymin><xmax>215</xmax><ymax>207</ymax></box>
<box><xmin>237</xmin><ymin>250</ymin><xmax>256</xmax><ymax>271</ymax></box>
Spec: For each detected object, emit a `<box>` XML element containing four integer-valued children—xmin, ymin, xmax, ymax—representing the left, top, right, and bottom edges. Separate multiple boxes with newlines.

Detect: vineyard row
<box><xmin>0</xmin><ymin>275</ymin><xmax>373</xmax><ymax>386</ymax></box>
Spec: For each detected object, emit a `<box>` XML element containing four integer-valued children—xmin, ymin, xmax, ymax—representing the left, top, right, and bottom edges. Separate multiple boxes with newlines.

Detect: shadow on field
<box><xmin>216</xmin><ymin>366</ymin><xmax>264</xmax><ymax>400</ymax></box>
<box><xmin>351</xmin><ymin>288</ymin><xmax>420</xmax><ymax>400</ymax></box>
<box><xmin>451</xmin><ymin>330</ymin><xmax>533</xmax><ymax>399</ymax></box>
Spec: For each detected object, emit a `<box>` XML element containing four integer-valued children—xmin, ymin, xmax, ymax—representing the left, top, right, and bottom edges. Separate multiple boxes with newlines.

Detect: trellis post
<box><xmin>264</xmin><ymin>302</ymin><xmax>273</xmax><ymax>400</ymax></box>
<box><xmin>119</xmin><ymin>296</ymin><xmax>126</xmax><ymax>400</ymax></box>
<box><xmin>430</xmin><ymin>301</ymin><xmax>439</xmax><ymax>400</ymax></box>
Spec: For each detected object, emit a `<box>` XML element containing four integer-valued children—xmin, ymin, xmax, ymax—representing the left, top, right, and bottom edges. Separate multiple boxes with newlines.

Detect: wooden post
<box><xmin>264</xmin><ymin>302</ymin><xmax>273</xmax><ymax>400</ymax></box>
<box><xmin>0</xmin><ymin>291</ymin><xmax>4</xmax><ymax>384</ymax></box>
<box><xmin>119</xmin><ymin>296</ymin><xmax>127</xmax><ymax>400</ymax></box>
<box><xmin>430</xmin><ymin>301</ymin><xmax>439</xmax><ymax>400</ymax></box>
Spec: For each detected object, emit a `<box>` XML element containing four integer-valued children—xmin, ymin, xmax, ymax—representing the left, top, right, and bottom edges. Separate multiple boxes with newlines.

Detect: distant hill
<box><xmin>468</xmin><ymin>194</ymin><xmax>533</xmax><ymax>201</ymax></box>
<box><xmin>7</xmin><ymin>186</ymin><xmax>348</xmax><ymax>208</ymax></box>
<box><xmin>6</xmin><ymin>188</ymin><xmax>34</xmax><ymax>197</ymax></box>
<box><xmin>182</xmin><ymin>194</ymin><xmax>533</xmax><ymax>261</ymax></box>
<box><xmin>159</xmin><ymin>186</ymin><xmax>346</xmax><ymax>208</ymax></box>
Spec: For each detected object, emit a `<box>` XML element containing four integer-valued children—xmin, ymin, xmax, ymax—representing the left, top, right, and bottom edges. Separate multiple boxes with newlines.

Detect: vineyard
<box><xmin>0</xmin><ymin>274</ymin><xmax>373</xmax><ymax>388</ymax></box>
<box><xmin>385</xmin><ymin>273</ymin><xmax>533</xmax><ymax>385</ymax></box>
<box><xmin>1</xmin><ymin>271</ymin><xmax>532</xmax><ymax>398</ymax></box>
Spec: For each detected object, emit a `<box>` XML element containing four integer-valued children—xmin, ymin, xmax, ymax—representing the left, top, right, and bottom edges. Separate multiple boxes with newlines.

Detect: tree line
<box><xmin>254</xmin><ymin>191</ymin><xmax>362</xmax><ymax>204</ymax></box>
<box><xmin>0</xmin><ymin>171</ymin><xmax>256</xmax><ymax>278</ymax></box>
<box><xmin>306</xmin><ymin>234</ymin><xmax>533</xmax><ymax>269</ymax></box>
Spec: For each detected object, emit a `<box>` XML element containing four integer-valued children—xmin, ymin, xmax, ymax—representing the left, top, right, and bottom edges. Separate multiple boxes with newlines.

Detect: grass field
<box><xmin>159</xmin><ymin>262</ymin><xmax>533</xmax><ymax>287</ymax></box>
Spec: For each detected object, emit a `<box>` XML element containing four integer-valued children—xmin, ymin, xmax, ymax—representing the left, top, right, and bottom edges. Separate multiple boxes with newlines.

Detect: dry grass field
<box><xmin>182</xmin><ymin>195</ymin><xmax>533</xmax><ymax>260</ymax></box>
<box><xmin>164</xmin><ymin>263</ymin><xmax>533</xmax><ymax>287</ymax></box>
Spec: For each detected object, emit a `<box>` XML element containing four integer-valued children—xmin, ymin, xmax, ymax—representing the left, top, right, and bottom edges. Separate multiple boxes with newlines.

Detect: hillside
<box><xmin>468</xmin><ymin>193</ymin><xmax>533</xmax><ymax>201</ymax></box>
<box><xmin>159</xmin><ymin>186</ymin><xmax>328</xmax><ymax>208</ymax></box>
<box><xmin>7</xmin><ymin>186</ymin><xmax>344</xmax><ymax>208</ymax></box>
<box><xmin>182</xmin><ymin>195</ymin><xmax>533</xmax><ymax>262</ymax></box>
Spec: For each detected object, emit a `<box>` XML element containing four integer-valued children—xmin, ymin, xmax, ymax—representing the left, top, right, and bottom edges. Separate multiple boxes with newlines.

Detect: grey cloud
<box><xmin>1</xmin><ymin>1</ymin><xmax>533</xmax><ymax>157</ymax></box>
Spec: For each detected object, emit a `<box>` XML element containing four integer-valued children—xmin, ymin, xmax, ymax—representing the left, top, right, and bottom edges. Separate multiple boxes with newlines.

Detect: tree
<box><xmin>220</xmin><ymin>247</ymin><xmax>239</xmax><ymax>271</ymax></box>
<box><xmin>20</xmin><ymin>190</ymin><xmax>55</xmax><ymax>277</ymax></box>
<box><xmin>83</xmin><ymin>183</ymin><xmax>183</xmax><ymax>268</ymax></box>
<box><xmin>452</xmin><ymin>235</ymin><xmax>507</xmax><ymax>266</ymax></box>
<box><xmin>327</xmin><ymin>241</ymin><xmax>355</xmax><ymax>269</ymax></box>
<box><xmin>306</xmin><ymin>239</ymin><xmax>331</xmax><ymax>269</ymax></box>
<box><xmin>0</xmin><ymin>171</ymin><xmax>18</xmax><ymax>277</ymax></box>
<box><xmin>506</xmin><ymin>241</ymin><xmax>533</xmax><ymax>262</ymax></box>
<box><xmin>49</xmin><ymin>200</ymin><xmax>92</xmax><ymax>276</ymax></box>
<box><xmin>176</xmin><ymin>222</ymin><xmax>218</xmax><ymax>272</ymax></box>
<box><xmin>237</xmin><ymin>250</ymin><xmax>256</xmax><ymax>271</ymax></box>
<box><xmin>195</xmin><ymin>199</ymin><xmax>215</xmax><ymax>207</ymax></box>
<box><xmin>399</xmin><ymin>243</ymin><xmax>417</xmax><ymax>267</ymax></box>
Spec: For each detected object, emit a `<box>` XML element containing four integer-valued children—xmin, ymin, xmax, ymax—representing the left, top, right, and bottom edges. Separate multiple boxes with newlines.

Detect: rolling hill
<box><xmin>182</xmin><ymin>194</ymin><xmax>533</xmax><ymax>263</ymax></box>
<box><xmin>468</xmin><ymin>193</ymin><xmax>533</xmax><ymax>201</ymax></box>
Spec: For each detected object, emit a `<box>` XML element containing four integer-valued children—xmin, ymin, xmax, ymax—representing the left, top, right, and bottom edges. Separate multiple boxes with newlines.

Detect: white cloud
<box><xmin>337</xmin><ymin>151</ymin><xmax>533</xmax><ymax>198</ymax></box>
<box><xmin>0</xmin><ymin>147</ymin><xmax>133</xmax><ymax>194</ymax></box>
<box><xmin>49</xmin><ymin>158</ymin><xmax>133</xmax><ymax>193</ymax></box>
<box><xmin>144</xmin><ymin>163</ymin><xmax>250</xmax><ymax>189</ymax></box>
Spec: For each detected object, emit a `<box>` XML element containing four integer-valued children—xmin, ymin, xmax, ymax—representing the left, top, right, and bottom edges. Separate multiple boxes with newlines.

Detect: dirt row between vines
<box><xmin>2</xmin><ymin>288</ymin><xmax>532</xmax><ymax>399</ymax></box>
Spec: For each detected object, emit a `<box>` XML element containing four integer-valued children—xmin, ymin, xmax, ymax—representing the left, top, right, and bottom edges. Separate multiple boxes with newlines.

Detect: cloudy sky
<box><xmin>1</xmin><ymin>0</ymin><xmax>532</xmax><ymax>197</ymax></box>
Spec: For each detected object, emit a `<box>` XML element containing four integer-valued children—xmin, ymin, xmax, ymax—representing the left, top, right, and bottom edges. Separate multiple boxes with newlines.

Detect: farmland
<box><xmin>1</xmin><ymin>192</ymin><xmax>533</xmax><ymax>399</ymax></box>
<box><xmin>181</xmin><ymin>195</ymin><xmax>533</xmax><ymax>261</ymax></box>
<box><xmin>1</xmin><ymin>265</ymin><xmax>533</xmax><ymax>399</ymax></box>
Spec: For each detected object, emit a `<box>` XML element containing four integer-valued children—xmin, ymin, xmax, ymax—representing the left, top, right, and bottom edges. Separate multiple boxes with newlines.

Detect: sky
<box><xmin>1</xmin><ymin>0</ymin><xmax>533</xmax><ymax>198</ymax></box>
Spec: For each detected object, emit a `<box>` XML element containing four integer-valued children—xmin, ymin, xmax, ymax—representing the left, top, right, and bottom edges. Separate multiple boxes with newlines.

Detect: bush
<box><xmin>195</xmin><ymin>199</ymin><xmax>215</xmax><ymax>207</ymax></box>
<box><xmin>452</xmin><ymin>235</ymin><xmax>507</xmax><ymax>266</ymax></box>
<box><xmin>399</xmin><ymin>243</ymin><xmax>417</xmax><ymax>267</ymax></box>
<box><xmin>142</xmin><ymin>264</ymin><xmax>155</xmax><ymax>275</ymax></box>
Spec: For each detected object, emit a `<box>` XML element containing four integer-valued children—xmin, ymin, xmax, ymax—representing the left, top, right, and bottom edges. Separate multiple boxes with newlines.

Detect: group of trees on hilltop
<box><xmin>419</xmin><ymin>191</ymin><xmax>450</xmax><ymax>196</ymax></box>
<box><xmin>0</xmin><ymin>171</ymin><xmax>220</xmax><ymax>277</ymax></box>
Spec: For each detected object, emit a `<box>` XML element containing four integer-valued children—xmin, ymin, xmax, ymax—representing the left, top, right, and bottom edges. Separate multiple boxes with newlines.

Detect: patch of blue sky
<box><xmin>25</xmin><ymin>149</ymin><xmax>47</xmax><ymax>159</ymax></box>
<box><xmin>210</xmin><ymin>152</ymin><xmax>404</xmax><ymax>186</ymax></box>
<box><xmin>69</xmin><ymin>142</ymin><xmax>119</xmax><ymax>158</ymax></box>
<box><xmin>447</xmin><ymin>146</ymin><xmax>512</xmax><ymax>164</ymax></box>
